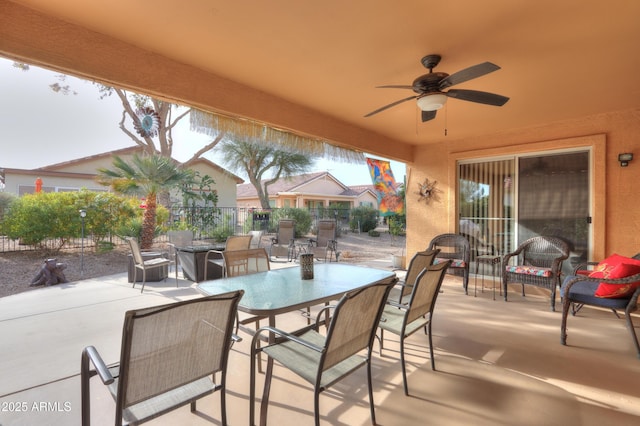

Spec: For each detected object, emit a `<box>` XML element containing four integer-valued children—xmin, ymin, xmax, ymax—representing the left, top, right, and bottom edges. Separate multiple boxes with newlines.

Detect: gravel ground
<box><xmin>0</xmin><ymin>229</ymin><xmax>406</xmax><ymax>298</ymax></box>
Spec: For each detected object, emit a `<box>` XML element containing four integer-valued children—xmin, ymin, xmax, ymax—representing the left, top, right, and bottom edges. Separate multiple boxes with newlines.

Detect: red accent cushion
<box><xmin>591</xmin><ymin>257</ymin><xmax>640</xmax><ymax>298</ymax></box>
<box><xmin>588</xmin><ymin>254</ymin><xmax>640</xmax><ymax>279</ymax></box>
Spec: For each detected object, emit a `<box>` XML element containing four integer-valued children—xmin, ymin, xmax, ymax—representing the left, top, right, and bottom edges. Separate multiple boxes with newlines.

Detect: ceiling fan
<box><xmin>364</xmin><ymin>54</ymin><xmax>509</xmax><ymax>122</ymax></box>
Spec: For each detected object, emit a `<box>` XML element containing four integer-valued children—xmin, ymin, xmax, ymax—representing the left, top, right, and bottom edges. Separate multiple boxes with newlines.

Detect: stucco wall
<box><xmin>406</xmin><ymin>108</ymin><xmax>640</xmax><ymax>262</ymax></box>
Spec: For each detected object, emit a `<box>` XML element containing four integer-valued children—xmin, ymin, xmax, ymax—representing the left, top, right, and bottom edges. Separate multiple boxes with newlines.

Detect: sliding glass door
<box><xmin>459</xmin><ymin>150</ymin><xmax>590</xmax><ymax>274</ymax></box>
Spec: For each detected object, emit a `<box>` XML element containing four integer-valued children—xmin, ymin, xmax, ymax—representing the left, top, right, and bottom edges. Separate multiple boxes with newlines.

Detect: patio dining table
<box><xmin>196</xmin><ymin>263</ymin><xmax>396</xmax><ymax>325</ymax></box>
<box><xmin>196</xmin><ymin>263</ymin><xmax>396</xmax><ymax>425</ymax></box>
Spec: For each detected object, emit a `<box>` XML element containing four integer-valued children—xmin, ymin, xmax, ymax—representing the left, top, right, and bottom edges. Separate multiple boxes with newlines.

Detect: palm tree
<box><xmin>97</xmin><ymin>153</ymin><xmax>195</xmax><ymax>249</ymax></box>
<box><xmin>219</xmin><ymin>137</ymin><xmax>313</xmax><ymax>209</ymax></box>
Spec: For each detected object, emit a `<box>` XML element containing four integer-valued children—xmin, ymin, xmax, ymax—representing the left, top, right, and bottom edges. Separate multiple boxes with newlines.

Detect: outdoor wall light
<box><xmin>618</xmin><ymin>153</ymin><xmax>633</xmax><ymax>167</ymax></box>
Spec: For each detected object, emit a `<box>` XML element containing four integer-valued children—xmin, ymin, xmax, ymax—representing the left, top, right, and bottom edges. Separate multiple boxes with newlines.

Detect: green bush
<box><xmin>3</xmin><ymin>190</ymin><xmax>142</xmax><ymax>250</ymax></box>
<box><xmin>0</xmin><ymin>192</ymin><xmax>16</xmax><ymax>223</ymax></box>
<box><xmin>349</xmin><ymin>206</ymin><xmax>379</xmax><ymax>233</ymax></box>
<box><xmin>388</xmin><ymin>214</ymin><xmax>406</xmax><ymax>236</ymax></box>
<box><xmin>368</xmin><ymin>229</ymin><xmax>380</xmax><ymax>237</ymax></box>
<box><xmin>3</xmin><ymin>192</ymin><xmax>79</xmax><ymax>249</ymax></box>
<box><xmin>270</xmin><ymin>208</ymin><xmax>312</xmax><ymax>237</ymax></box>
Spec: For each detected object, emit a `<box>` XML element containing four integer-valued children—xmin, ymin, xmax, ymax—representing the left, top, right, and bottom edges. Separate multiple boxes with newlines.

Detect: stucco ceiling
<box><xmin>5</xmin><ymin>0</ymin><xmax>640</xmax><ymax>160</ymax></box>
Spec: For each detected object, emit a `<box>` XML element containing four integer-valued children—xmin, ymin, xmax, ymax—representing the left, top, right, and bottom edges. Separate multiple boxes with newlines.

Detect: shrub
<box><xmin>388</xmin><ymin>214</ymin><xmax>406</xmax><ymax>236</ymax></box>
<box><xmin>3</xmin><ymin>192</ymin><xmax>78</xmax><ymax>249</ymax></box>
<box><xmin>349</xmin><ymin>206</ymin><xmax>379</xmax><ymax>233</ymax></box>
<box><xmin>368</xmin><ymin>229</ymin><xmax>380</xmax><ymax>237</ymax></box>
<box><xmin>270</xmin><ymin>208</ymin><xmax>312</xmax><ymax>237</ymax></box>
<box><xmin>0</xmin><ymin>192</ymin><xmax>16</xmax><ymax>223</ymax></box>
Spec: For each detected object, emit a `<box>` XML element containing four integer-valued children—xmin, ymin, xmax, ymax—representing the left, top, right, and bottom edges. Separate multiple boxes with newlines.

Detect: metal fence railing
<box><xmin>0</xmin><ymin>206</ymin><xmax>360</xmax><ymax>253</ymax></box>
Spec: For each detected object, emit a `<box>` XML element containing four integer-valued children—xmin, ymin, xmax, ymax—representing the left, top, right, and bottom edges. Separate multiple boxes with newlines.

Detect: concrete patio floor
<box><xmin>1</xmin><ymin>258</ymin><xmax>640</xmax><ymax>425</ymax></box>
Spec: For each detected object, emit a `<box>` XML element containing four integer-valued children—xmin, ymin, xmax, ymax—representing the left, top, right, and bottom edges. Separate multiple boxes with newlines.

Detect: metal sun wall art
<box><xmin>134</xmin><ymin>107</ymin><xmax>161</xmax><ymax>137</ymax></box>
<box><xmin>416</xmin><ymin>178</ymin><xmax>440</xmax><ymax>204</ymax></box>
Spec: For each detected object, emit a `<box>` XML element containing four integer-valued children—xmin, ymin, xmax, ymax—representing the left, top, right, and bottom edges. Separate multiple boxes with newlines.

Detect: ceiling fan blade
<box><xmin>445</xmin><ymin>89</ymin><xmax>509</xmax><ymax>106</ymax></box>
<box><xmin>421</xmin><ymin>110</ymin><xmax>437</xmax><ymax>122</ymax></box>
<box><xmin>376</xmin><ymin>85</ymin><xmax>414</xmax><ymax>89</ymax></box>
<box><xmin>439</xmin><ymin>62</ymin><xmax>500</xmax><ymax>89</ymax></box>
<box><xmin>364</xmin><ymin>95</ymin><xmax>417</xmax><ymax>117</ymax></box>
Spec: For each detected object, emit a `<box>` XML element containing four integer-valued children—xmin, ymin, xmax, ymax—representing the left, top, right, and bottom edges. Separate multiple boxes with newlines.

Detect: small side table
<box><xmin>474</xmin><ymin>255</ymin><xmax>502</xmax><ymax>300</ymax></box>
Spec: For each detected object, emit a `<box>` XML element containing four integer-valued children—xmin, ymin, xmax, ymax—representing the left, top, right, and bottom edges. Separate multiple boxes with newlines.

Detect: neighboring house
<box><xmin>236</xmin><ymin>171</ymin><xmax>378</xmax><ymax>211</ymax></box>
<box><xmin>0</xmin><ymin>146</ymin><xmax>243</xmax><ymax>207</ymax></box>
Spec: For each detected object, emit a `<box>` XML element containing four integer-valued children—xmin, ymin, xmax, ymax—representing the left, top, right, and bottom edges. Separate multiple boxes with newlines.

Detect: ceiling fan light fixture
<box><xmin>417</xmin><ymin>93</ymin><xmax>447</xmax><ymax>111</ymax></box>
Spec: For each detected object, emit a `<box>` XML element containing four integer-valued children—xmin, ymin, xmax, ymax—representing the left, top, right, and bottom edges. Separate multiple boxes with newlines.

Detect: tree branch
<box><xmin>183</xmin><ymin>133</ymin><xmax>225</xmax><ymax>166</ymax></box>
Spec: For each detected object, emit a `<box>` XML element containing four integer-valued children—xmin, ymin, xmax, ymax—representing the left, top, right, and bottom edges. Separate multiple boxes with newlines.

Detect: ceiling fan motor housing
<box><xmin>412</xmin><ymin>72</ymin><xmax>449</xmax><ymax>94</ymax></box>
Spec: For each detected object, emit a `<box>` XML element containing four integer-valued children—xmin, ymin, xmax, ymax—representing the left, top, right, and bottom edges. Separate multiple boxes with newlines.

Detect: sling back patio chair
<box><xmin>81</xmin><ymin>290</ymin><xmax>243</xmax><ymax>426</ymax></box>
<box><xmin>249</xmin><ymin>230</ymin><xmax>264</xmax><ymax>248</ymax></box>
<box><xmin>223</xmin><ymin>247</ymin><xmax>271</xmax><ymax>370</ymax></box>
<box><xmin>128</xmin><ymin>237</ymin><xmax>172</xmax><ymax>293</ymax></box>
<box><xmin>307</xmin><ymin>219</ymin><xmax>339</xmax><ymax>262</ymax></box>
<box><xmin>560</xmin><ymin>253</ymin><xmax>640</xmax><ymax>358</ymax></box>
<box><xmin>167</xmin><ymin>230</ymin><xmax>194</xmax><ymax>280</ymax></box>
<box><xmin>387</xmin><ymin>249</ymin><xmax>440</xmax><ymax>304</ymax></box>
<box><xmin>378</xmin><ymin>261</ymin><xmax>450</xmax><ymax>395</ymax></box>
<box><xmin>427</xmin><ymin>233</ymin><xmax>471</xmax><ymax>294</ymax></box>
<box><xmin>502</xmin><ymin>236</ymin><xmax>570</xmax><ymax>311</ymax></box>
<box><xmin>249</xmin><ymin>281</ymin><xmax>394</xmax><ymax>426</ymax></box>
<box><xmin>222</xmin><ymin>247</ymin><xmax>271</xmax><ymax>278</ymax></box>
<box><xmin>204</xmin><ymin>234</ymin><xmax>252</xmax><ymax>278</ymax></box>
<box><xmin>268</xmin><ymin>219</ymin><xmax>297</xmax><ymax>261</ymax></box>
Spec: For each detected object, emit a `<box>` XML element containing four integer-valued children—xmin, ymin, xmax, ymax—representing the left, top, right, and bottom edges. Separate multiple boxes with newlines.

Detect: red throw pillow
<box><xmin>588</xmin><ymin>254</ymin><xmax>640</xmax><ymax>279</ymax></box>
<box><xmin>593</xmin><ymin>262</ymin><xmax>640</xmax><ymax>298</ymax></box>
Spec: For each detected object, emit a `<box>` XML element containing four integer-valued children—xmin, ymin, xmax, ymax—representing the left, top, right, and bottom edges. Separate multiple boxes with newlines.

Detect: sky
<box><xmin>0</xmin><ymin>57</ymin><xmax>405</xmax><ymax>187</ymax></box>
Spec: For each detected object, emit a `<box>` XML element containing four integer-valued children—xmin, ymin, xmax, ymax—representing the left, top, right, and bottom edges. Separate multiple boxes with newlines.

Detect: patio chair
<box><xmin>80</xmin><ymin>290</ymin><xmax>243</xmax><ymax>426</ymax></box>
<box><xmin>560</xmin><ymin>253</ymin><xmax>640</xmax><ymax>358</ymax></box>
<box><xmin>167</xmin><ymin>230</ymin><xmax>193</xmax><ymax>280</ymax></box>
<box><xmin>127</xmin><ymin>237</ymin><xmax>172</xmax><ymax>293</ymax></box>
<box><xmin>222</xmin><ymin>247</ymin><xmax>271</xmax><ymax>278</ymax></box>
<box><xmin>223</xmin><ymin>248</ymin><xmax>271</xmax><ymax>370</ymax></box>
<box><xmin>268</xmin><ymin>219</ymin><xmax>297</xmax><ymax>261</ymax></box>
<box><xmin>249</xmin><ymin>230</ymin><xmax>264</xmax><ymax>248</ymax></box>
<box><xmin>427</xmin><ymin>233</ymin><xmax>471</xmax><ymax>294</ymax></box>
<box><xmin>249</xmin><ymin>281</ymin><xmax>394</xmax><ymax>426</ymax></box>
<box><xmin>502</xmin><ymin>236</ymin><xmax>570</xmax><ymax>311</ymax></box>
<box><xmin>378</xmin><ymin>261</ymin><xmax>450</xmax><ymax>395</ymax></box>
<box><xmin>387</xmin><ymin>249</ymin><xmax>440</xmax><ymax>304</ymax></box>
<box><xmin>307</xmin><ymin>219</ymin><xmax>339</xmax><ymax>262</ymax></box>
<box><xmin>204</xmin><ymin>234</ymin><xmax>252</xmax><ymax>278</ymax></box>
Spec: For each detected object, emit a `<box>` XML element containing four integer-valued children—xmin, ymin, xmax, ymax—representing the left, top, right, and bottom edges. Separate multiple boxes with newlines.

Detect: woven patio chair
<box><xmin>502</xmin><ymin>236</ymin><xmax>570</xmax><ymax>311</ymax></box>
<box><xmin>307</xmin><ymin>219</ymin><xmax>339</xmax><ymax>262</ymax></box>
<box><xmin>127</xmin><ymin>237</ymin><xmax>172</xmax><ymax>293</ymax></box>
<box><xmin>268</xmin><ymin>219</ymin><xmax>297</xmax><ymax>261</ymax></box>
<box><xmin>560</xmin><ymin>259</ymin><xmax>640</xmax><ymax>358</ymax></box>
<box><xmin>387</xmin><ymin>249</ymin><xmax>440</xmax><ymax>304</ymax></box>
<box><xmin>378</xmin><ymin>261</ymin><xmax>450</xmax><ymax>395</ymax></box>
<box><xmin>428</xmin><ymin>233</ymin><xmax>471</xmax><ymax>294</ymax></box>
<box><xmin>249</xmin><ymin>281</ymin><xmax>394</xmax><ymax>426</ymax></box>
<box><xmin>204</xmin><ymin>234</ymin><xmax>252</xmax><ymax>278</ymax></box>
<box><xmin>81</xmin><ymin>290</ymin><xmax>243</xmax><ymax>426</ymax></box>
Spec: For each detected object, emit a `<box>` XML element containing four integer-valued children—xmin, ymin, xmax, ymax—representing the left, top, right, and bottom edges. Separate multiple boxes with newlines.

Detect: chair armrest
<box><xmin>385</xmin><ymin>300</ymin><xmax>410</xmax><ymax>310</ymax></box>
<box><xmin>563</xmin><ymin>272</ymin><xmax>640</xmax><ymax>294</ymax></box>
<box><xmin>205</xmin><ymin>250</ymin><xmax>224</xmax><ymax>263</ymax></box>
<box><xmin>82</xmin><ymin>346</ymin><xmax>114</xmax><ymax>385</ymax></box>
<box><xmin>573</xmin><ymin>261</ymin><xmax>599</xmax><ymax>275</ymax></box>
<box><xmin>315</xmin><ymin>305</ymin><xmax>338</xmax><ymax>328</ymax></box>
<box><xmin>252</xmin><ymin>325</ymin><xmax>324</xmax><ymax>353</ymax></box>
<box><xmin>308</xmin><ymin>238</ymin><xmax>317</xmax><ymax>246</ymax></box>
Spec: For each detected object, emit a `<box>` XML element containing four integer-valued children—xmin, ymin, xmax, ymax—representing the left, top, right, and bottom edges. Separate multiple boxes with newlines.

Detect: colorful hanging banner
<box><xmin>366</xmin><ymin>158</ymin><xmax>404</xmax><ymax>216</ymax></box>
